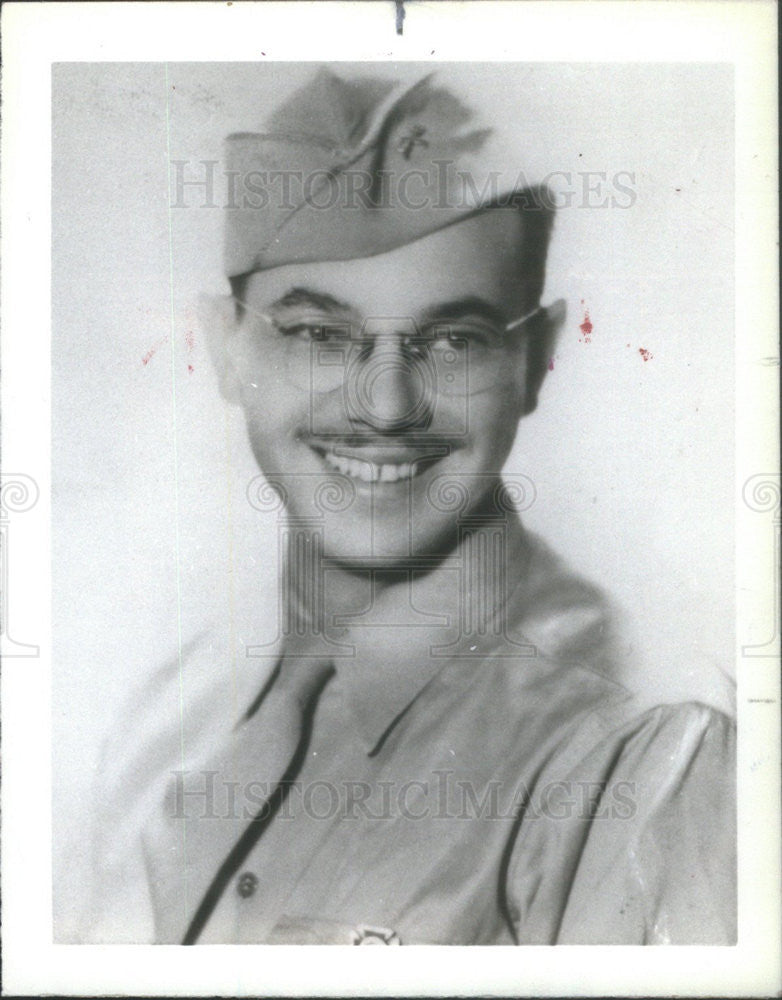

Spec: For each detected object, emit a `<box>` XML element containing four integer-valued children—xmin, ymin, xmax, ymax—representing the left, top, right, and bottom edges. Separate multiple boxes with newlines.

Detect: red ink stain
<box><xmin>578</xmin><ymin>308</ymin><xmax>593</xmax><ymax>344</ymax></box>
<box><xmin>639</xmin><ymin>347</ymin><xmax>653</xmax><ymax>362</ymax></box>
<box><xmin>548</xmin><ymin>357</ymin><xmax>555</xmax><ymax>371</ymax></box>
<box><xmin>580</xmin><ymin>312</ymin><xmax>593</xmax><ymax>337</ymax></box>
<box><xmin>141</xmin><ymin>336</ymin><xmax>166</xmax><ymax>368</ymax></box>
<box><xmin>184</xmin><ymin>331</ymin><xmax>195</xmax><ymax>372</ymax></box>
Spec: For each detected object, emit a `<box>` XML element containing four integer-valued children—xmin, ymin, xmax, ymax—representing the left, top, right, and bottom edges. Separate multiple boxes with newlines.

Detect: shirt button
<box><xmin>236</xmin><ymin>872</ymin><xmax>258</xmax><ymax>899</ymax></box>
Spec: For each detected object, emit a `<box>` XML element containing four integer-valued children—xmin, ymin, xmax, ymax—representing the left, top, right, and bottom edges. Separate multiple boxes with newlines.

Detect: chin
<box><xmin>319</xmin><ymin>513</ymin><xmax>461</xmax><ymax>571</ymax></box>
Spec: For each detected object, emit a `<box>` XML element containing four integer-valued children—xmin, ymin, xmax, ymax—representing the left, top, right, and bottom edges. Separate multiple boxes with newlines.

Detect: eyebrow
<box><xmin>417</xmin><ymin>297</ymin><xmax>507</xmax><ymax>327</ymax></box>
<box><xmin>268</xmin><ymin>287</ymin><xmax>355</xmax><ymax>316</ymax></box>
<box><xmin>266</xmin><ymin>289</ymin><xmax>507</xmax><ymax>327</ymax></box>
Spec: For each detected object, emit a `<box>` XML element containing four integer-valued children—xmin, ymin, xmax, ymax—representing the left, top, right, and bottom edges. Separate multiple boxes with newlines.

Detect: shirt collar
<box><xmin>277</xmin><ymin>522</ymin><xmax>615</xmax><ymax>754</ymax></box>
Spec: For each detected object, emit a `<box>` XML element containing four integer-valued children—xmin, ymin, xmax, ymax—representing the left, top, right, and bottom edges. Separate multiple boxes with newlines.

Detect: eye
<box><xmin>426</xmin><ymin>322</ymin><xmax>502</xmax><ymax>352</ymax></box>
<box><xmin>273</xmin><ymin>318</ymin><xmax>351</xmax><ymax>342</ymax></box>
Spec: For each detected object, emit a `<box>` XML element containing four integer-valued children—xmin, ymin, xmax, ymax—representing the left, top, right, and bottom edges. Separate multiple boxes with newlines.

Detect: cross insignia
<box><xmin>398</xmin><ymin>125</ymin><xmax>429</xmax><ymax>160</ymax></box>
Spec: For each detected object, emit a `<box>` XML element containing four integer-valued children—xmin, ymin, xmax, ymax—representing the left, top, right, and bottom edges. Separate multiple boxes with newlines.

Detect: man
<box><xmin>89</xmin><ymin>68</ymin><xmax>735</xmax><ymax>945</ymax></box>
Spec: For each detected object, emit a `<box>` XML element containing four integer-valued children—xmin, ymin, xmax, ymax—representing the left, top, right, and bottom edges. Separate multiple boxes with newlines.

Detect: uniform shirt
<box><xmin>85</xmin><ymin>529</ymin><xmax>736</xmax><ymax>945</ymax></box>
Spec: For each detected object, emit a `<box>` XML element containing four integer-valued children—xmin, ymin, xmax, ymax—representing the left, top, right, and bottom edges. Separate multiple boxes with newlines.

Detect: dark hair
<box><xmin>229</xmin><ymin>274</ymin><xmax>250</xmax><ymax>320</ymax></box>
<box><xmin>507</xmin><ymin>191</ymin><xmax>556</xmax><ymax>308</ymax></box>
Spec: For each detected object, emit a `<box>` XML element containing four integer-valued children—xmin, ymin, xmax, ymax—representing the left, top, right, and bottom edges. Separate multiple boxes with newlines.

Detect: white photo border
<box><xmin>1</xmin><ymin>1</ymin><xmax>779</xmax><ymax>996</ymax></box>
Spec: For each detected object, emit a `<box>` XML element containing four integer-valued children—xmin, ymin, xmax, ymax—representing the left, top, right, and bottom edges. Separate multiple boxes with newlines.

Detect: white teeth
<box><xmin>320</xmin><ymin>450</ymin><xmax>421</xmax><ymax>483</ymax></box>
<box><xmin>352</xmin><ymin>459</ymin><xmax>374</xmax><ymax>482</ymax></box>
<box><xmin>380</xmin><ymin>464</ymin><xmax>399</xmax><ymax>482</ymax></box>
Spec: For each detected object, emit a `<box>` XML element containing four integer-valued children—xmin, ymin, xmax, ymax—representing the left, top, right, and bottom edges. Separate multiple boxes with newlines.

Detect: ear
<box><xmin>521</xmin><ymin>298</ymin><xmax>566</xmax><ymax>416</ymax></box>
<box><xmin>197</xmin><ymin>293</ymin><xmax>243</xmax><ymax>404</ymax></box>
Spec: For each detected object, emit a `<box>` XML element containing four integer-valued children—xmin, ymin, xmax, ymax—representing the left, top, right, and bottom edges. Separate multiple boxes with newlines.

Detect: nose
<box><xmin>345</xmin><ymin>334</ymin><xmax>434</xmax><ymax>432</ymax></box>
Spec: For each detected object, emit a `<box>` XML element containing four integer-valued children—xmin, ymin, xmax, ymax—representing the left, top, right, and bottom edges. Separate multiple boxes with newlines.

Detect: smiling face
<box><xmin>212</xmin><ymin>208</ymin><xmax>558</xmax><ymax>567</ymax></box>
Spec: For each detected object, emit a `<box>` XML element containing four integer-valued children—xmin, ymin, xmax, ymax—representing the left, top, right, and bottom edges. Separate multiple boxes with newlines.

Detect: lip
<box><xmin>314</xmin><ymin>445</ymin><xmax>449</xmax><ymax>466</ymax></box>
<box><xmin>306</xmin><ymin>436</ymin><xmax>458</xmax><ymax>465</ymax></box>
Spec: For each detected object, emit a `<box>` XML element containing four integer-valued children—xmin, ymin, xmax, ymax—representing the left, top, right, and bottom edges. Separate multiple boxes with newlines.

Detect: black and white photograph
<box><xmin>1</xmin><ymin>1</ymin><xmax>779</xmax><ymax>995</ymax></box>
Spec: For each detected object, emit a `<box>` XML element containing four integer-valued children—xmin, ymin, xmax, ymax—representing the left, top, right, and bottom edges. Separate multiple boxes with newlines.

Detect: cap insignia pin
<box><xmin>398</xmin><ymin>125</ymin><xmax>429</xmax><ymax>160</ymax></box>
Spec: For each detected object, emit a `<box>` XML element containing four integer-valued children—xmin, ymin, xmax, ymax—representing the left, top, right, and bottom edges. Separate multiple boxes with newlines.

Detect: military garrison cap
<box><xmin>224</xmin><ymin>68</ymin><xmax>548</xmax><ymax>277</ymax></box>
